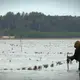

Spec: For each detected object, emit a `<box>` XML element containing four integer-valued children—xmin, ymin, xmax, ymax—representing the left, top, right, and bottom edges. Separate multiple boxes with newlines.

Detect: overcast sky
<box><xmin>0</xmin><ymin>0</ymin><xmax>80</xmax><ymax>16</ymax></box>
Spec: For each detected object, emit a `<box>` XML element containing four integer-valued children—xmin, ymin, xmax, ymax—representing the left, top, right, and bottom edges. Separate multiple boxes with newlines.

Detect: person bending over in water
<box><xmin>67</xmin><ymin>41</ymin><xmax>80</xmax><ymax>71</ymax></box>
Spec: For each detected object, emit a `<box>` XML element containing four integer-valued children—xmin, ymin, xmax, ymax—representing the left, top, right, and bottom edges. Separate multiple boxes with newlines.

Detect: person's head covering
<box><xmin>74</xmin><ymin>41</ymin><xmax>80</xmax><ymax>48</ymax></box>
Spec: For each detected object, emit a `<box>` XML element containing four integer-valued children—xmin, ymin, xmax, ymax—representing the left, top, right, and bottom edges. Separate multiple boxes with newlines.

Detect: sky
<box><xmin>0</xmin><ymin>0</ymin><xmax>80</xmax><ymax>16</ymax></box>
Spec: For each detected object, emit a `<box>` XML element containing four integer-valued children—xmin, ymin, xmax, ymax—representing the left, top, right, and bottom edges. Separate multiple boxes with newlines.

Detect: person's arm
<box><xmin>72</xmin><ymin>49</ymin><xmax>78</xmax><ymax>60</ymax></box>
<box><xmin>67</xmin><ymin>50</ymin><xmax>77</xmax><ymax>61</ymax></box>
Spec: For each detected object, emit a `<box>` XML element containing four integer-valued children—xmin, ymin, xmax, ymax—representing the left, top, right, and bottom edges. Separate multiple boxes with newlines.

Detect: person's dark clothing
<box><xmin>73</xmin><ymin>47</ymin><xmax>80</xmax><ymax>61</ymax></box>
<box><xmin>67</xmin><ymin>47</ymin><xmax>80</xmax><ymax>70</ymax></box>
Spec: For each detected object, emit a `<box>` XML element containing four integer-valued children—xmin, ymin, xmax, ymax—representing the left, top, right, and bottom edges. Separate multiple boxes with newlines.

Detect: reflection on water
<box><xmin>79</xmin><ymin>72</ymin><xmax>80</xmax><ymax>80</ymax></box>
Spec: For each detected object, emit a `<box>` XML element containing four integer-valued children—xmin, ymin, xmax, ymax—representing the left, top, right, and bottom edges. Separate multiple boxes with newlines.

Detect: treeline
<box><xmin>0</xmin><ymin>12</ymin><xmax>80</xmax><ymax>38</ymax></box>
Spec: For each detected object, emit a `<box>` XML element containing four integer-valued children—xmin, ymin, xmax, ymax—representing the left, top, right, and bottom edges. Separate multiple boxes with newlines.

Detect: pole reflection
<box><xmin>79</xmin><ymin>72</ymin><xmax>80</xmax><ymax>80</ymax></box>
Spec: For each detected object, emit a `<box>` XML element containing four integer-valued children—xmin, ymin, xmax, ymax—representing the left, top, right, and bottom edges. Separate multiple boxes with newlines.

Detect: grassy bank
<box><xmin>14</xmin><ymin>32</ymin><xmax>80</xmax><ymax>38</ymax></box>
<box><xmin>1</xmin><ymin>29</ymin><xmax>80</xmax><ymax>38</ymax></box>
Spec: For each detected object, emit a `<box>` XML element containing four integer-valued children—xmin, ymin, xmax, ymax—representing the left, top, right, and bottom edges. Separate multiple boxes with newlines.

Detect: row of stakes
<box><xmin>1</xmin><ymin>61</ymin><xmax>63</xmax><ymax>71</ymax></box>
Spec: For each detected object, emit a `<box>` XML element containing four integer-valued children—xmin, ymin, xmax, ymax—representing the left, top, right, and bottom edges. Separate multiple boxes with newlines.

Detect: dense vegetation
<box><xmin>0</xmin><ymin>12</ymin><xmax>80</xmax><ymax>38</ymax></box>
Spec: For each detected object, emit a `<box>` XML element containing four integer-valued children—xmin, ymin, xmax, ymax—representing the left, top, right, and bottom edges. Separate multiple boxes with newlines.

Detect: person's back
<box><xmin>67</xmin><ymin>41</ymin><xmax>80</xmax><ymax>71</ymax></box>
<box><xmin>74</xmin><ymin>46</ymin><xmax>80</xmax><ymax>61</ymax></box>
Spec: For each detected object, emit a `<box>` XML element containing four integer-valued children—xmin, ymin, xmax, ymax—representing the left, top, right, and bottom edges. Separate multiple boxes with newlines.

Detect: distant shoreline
<box><xmin>0</xmin><ymin>37</ymin><xmax>80</xmax><ymax>40</ymax></box>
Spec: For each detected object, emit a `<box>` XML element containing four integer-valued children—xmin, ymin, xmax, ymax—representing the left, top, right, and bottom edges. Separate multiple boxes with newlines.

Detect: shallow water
<box><xmin>0</xmin><ymin>39</ymin><xmax>80</xmax><ymax>80</ymax></box>
<box><xmin>0</xmin><ymin>70</ymin><xmax>79</xmax><ymax>80</ymax></box>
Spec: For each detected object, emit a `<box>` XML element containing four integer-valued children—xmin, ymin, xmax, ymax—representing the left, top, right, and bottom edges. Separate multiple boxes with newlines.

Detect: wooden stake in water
<box><xmin>67</xmin><ymin>53</ymin><xmax>69</xmax><ymax>71</ymax></box>
<box><xmin>20</xmin><ymin>36</ymin><xmax>22</xmax><ymax>52</ymax></box>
